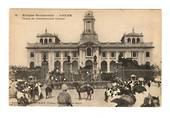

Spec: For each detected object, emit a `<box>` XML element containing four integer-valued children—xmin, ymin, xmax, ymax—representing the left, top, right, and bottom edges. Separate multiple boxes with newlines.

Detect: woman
<box><xmin>57</xmin><ymin>84</ymin><xmax>72</xmax><ymax>106</ymax></box>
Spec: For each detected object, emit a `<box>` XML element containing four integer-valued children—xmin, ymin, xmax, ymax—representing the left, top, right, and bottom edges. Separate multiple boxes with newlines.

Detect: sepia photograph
<box><xmin>9</xmin><ymin>9</ymin><xmax>161</xmax><ymax>107</ymax></box>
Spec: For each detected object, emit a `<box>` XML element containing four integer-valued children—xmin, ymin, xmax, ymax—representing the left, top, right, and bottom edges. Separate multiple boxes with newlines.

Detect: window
<box><xmin>132</xmin><ymin>38</ymin><xmax>135</xmax><ymax>44</ymax></box>
<box><xmin>64</xmin><ymin>52</ymin><xmax>69</xmax><ymax>57</ymax></box>
<box><xmin>49</xmin><ymin>39</ymin><xmax>52</xmax><ymax>43</ymax></box>
<box><xmin>44</xmin><ymin>39</ymin><xmax>48</xmax><ymax>44</ymax></box>
<box><xmin>87</xmin><ymin>48</ymin><xmax>92</xmax><ymax>56</ymax></box>
<box><xmin>111</xmin><ymin>52</ymin><xmax>115</xmax><ymax>57</ymax></box>
<box><xmin>73</xmin><ymin>51</ymin><xmax>77</xmax><ymax>57</ymax></box>
<box><xmin>137</xmin><ymin>38</ymin><xmax>140</xmax><ymax>43</ymax></box>
<box><xmin>40</xmin><ymin>39</ymin><xmax>43</xmax><ymax>44</ymax></box>
<box><xmin>146</xmin><ymin>52</ymin><xmax>150</xmax><ymax>57</ymax></box>
<box><xmin>43</xmin><ymin>52</ymin><xmax>48</xmax><ymax>60</ymax></box>
<box><xmin>30</xmin><ymin>52</ymin><xmax>34</xmax><ymax>57</ymax></box>
<box><xmin>55</xmin><ymin>52</ymin><xmax>60</xmax><ymax>57</ymax></box>
<box><xmin>132</xmin><ymin>51</ymin><xmax>138</xmax><ymax>58</ymax></box>
<box><xmin>30</xmin><ymin>62</ymin><xmax>34</xmax><ymax>69</ymax></box>
<box><xmin>102</xmin><ymin>52</ymin><xmax>106</xmax><ymax>57</ymax></box>
<box><xmin>127</xmin><ymin>38</ymin><xmax>131</xmax><ymax>43</ymax></box>
<box><xmin>119</xmin><ymin>52</ymin><xmax>124</xmax><ymax>57</ymax></box>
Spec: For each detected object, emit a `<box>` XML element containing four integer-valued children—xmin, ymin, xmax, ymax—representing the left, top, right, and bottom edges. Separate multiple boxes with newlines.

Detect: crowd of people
<box><xmin>9</xmin><ymin>74</ymin><xmax>160</xmax><ymax>107</ymax></box>
<box><xmin>9</xmin><ymin>75</ymin><xmax>73</xmax><ymax>106</ymax></box>
<box><xmin>9</xmin><ymin>76</ymin><xmax>44</xmax><ymax>106</ymax></box>
<box><xmin>104</xmin><ymin>76</ymin><xmax>161</xmax><ymax>107</ymax></box>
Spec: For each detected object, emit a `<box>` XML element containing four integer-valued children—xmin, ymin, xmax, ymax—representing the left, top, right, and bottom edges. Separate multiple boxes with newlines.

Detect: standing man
<box><xmin>57</xmin><ymin>84</ymin><xmax>72</xmax><ymax>106</ymax></box>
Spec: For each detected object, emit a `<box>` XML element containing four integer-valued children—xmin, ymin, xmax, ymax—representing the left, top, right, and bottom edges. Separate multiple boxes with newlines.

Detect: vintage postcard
<box><xmin>9</xmin><ymin>9</ymin><xmax>161</xmax><ymax>107</ymax></box>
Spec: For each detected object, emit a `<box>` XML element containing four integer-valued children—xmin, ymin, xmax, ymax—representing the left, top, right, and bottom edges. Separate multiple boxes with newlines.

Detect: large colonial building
<box><xmin>26</xmin><ymin>11</ymin><xmax>154</xmax><ymax>78</ymax></box>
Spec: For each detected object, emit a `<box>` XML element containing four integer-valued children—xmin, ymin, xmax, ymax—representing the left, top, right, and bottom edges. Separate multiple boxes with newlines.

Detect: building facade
<box><xmin>26</xmin><ymin>11</ymin><xmax>154</xmax><ymax>78</ymax></box>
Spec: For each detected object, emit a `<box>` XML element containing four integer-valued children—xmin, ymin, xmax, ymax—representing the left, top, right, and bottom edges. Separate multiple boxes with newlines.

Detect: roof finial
<box><xmin>132</xmin><ymin>27</ymin><xmax>134</xmax><ymax>33</ymax></box>
<box><xmin>45</xmin><ymin>28</ymin><xmax>47</xmax><ymax>33</ymax></box>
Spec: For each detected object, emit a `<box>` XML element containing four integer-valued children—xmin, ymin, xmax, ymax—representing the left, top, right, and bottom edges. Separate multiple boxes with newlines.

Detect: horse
<box><xmin>73</xmin><ymin>82</ymin><xmax>94</xmax><ymax>100</ymax></box>
<box><xmin>45</xmin><ymin>83</ymin><xmax>54</xmax><ymax>99</ymax></box>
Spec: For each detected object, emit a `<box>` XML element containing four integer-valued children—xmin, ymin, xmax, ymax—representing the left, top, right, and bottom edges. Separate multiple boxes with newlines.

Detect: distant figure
<box><xmin>105</xmin><ymin>88</ymin><xmax>113</xmax><ymax>102</ymax></box>
<box><xmin>57</xmin><ymin>84</ymin><xmax>72</xmax><ymax>106</ymax></box>
<box><xmin>141</xmin><ymin>93</ymin><xmax>160</xmax><ymax>107</ymax></box>
<box><xmin>45</xmin><ymin>80</ymin><xmax>54</xmax><ymax>99</ymax></box>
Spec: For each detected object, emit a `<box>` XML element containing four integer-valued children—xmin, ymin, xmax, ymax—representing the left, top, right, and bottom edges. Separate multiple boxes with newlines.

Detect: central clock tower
<box><xmin>80</xmin><ymin>11</ymin><xmax>99</xmax><ymax>45</ymax></box>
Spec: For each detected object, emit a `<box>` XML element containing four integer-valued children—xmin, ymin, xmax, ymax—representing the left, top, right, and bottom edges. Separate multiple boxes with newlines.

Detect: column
<box><xmin>79</xmin><ymin>49</ymin><xmax>82</xmax><ymax>68</ymax></box>
<box><xmin>35</xmin><ymin>52</ymin><xmax>41</xmax><ymax>67</ymax></box>
<box><xmin>150</xmin><ymin>50</ymin><xmax>153</xmax><ymax>63</ymax></box>
<box><xmin>80</xmin><ymin>49</ymin><xmax>85</xmax><ymax>67</ymax></box>
<box><xmin>138</xmin><ymin>51</ymin><xmax>142</xmax><ymax>65</ymax></box>
<box><xmin>98</xmin><ymin>51</ymin><xmax>101</xmax><ymax>71</ymax></box>
<box><xmin>126</xmin><ymin>51</ymin><xmax>131</xmax><ymax>58</ymax></box>
<box><xmin>35</xmin><ymin>52</ymin><xmax>38</xmax><ymax>67</ymax></box>
<box><xmin>141</xmin><ymin>51</ymin><xmax>145</xmax><ymax>65</ymax></box>
<box><xmin>60</xmin><ymin>52</ymin><xmax>63</xmax><ymax>73</ymax></box>
<box><xmin>69</xmin><ymin>52</ymin><xmax>72</xmax><ymax>73</ymax></box>
<box><xmin>95</xmin><ymin>48</ymin><xmax>100</xmax><ymax>74</ymax></box>
<box><xmin>116</xmin><ymin>51</ymin><xmax>119</xmax><ymax>63</ymax></box>
<box><xmin>48</xmin><ymin>52</ymin><xmax>54</xmax><ymax>72</ymax></box>
<box><xmin>83</xmin><ymin>49</ymin><xmax>86</xmax><ymax>66</ymax></box>
<box><xmin>107</xmin><ymin>52</ymin><xmax>110</xmax><ymax>73</ymax></box>
<box><xmin>27</xmin><ymin>50</ymin><xmax>30</xmax><ymax>67</ymax></box>
<box><xmin>38</xmin><ymin>53</ymin><xmax>42</xmax><ymax>66</ymax></box>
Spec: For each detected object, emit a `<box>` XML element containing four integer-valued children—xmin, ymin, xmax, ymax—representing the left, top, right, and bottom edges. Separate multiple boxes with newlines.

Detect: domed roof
<box><xmin>37</xmin><ymin>29</ymin><xmax>58</xmax><ymax>37</ymax></box>
<box><xmin>124</xmin><ymin>28</ymin><xmax>143</xmax><ymax>37</ymax></box>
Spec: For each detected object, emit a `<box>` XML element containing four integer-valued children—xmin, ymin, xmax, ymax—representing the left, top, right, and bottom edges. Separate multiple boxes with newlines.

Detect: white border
<box><xmin>0</xmin><ymin>0</ymin><xmax>169</xmax><ymax>118</ymax></box>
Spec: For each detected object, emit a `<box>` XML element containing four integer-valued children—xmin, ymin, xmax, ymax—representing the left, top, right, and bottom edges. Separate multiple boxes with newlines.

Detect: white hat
<box><xmin>61</xmin><ymin>84</ymin><xmax>68</xmax><ymax>91</ymax></box>
<box><xmin>28</xmin><ymin>76</ymin><xmax>34</xmax><ymax>79</ymax></box>
<box><xmin>138</xmin><ymin>77</ymin><xmax>144</xmax><ymax>81</ymax></box>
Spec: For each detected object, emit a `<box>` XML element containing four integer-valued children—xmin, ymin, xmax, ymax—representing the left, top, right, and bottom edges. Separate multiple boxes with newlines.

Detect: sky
<box><xmin>9</xmin><ymin>9</ymin><xmax>161</xmax><ymax>67</ymax></box>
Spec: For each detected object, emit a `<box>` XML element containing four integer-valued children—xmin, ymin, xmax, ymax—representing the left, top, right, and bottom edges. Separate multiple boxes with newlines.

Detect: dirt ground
<box><xmin>28</xmin><ymin>82</ymin><xmax>161</xmax><ymax>107</ymax></box>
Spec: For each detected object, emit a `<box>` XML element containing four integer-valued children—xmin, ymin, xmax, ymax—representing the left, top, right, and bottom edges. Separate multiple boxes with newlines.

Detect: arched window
<box><xmin>72</xmin><ymin>61</ymin><xmax>78</xmax><ymax>73</ymax></box>
<box><xmin>101</xmin><ymin>61</ymin><xmax>107</xmax><ymax>72</ymax></box>
<box><xmin>85</xmin><ymin>60</ymin><xmax>93</xmax><ymax>69</ymax></box>
<box><xmin>49</xmin><ymin>39</ymin><xmax>52</xmax><ymax>43</ymax></box>
<box><xmin>132</xmin><ymin>38</ymin><xmax>135</xmax><ymax>44</ymax></box>
<box><xmin>44</xmin><ymin>39</ymin><xmax>48</xmax><ymax>44</ymax></box>
<box><xmin>87</xmin><ymin>48</ymin><xmax>92</xmax><ymax>56</ymax></box>
<box><xmin>63</xmin><ymin>61</ymin><xmax>70</xmax><ymax>72</ymax></box>
<box><xmin>42</xmin><ymin>52</ymin><xmax>48</xmax><ymax>61</ymax></box>
<box><xmin>30</xmin><ymin>52</ymin><xmax>34</xmax><ymax>57</ymax></box>
<box><xmin>110</xmin><ymin>61</ymin><xmax>116</xmax><ymax>72</ymax></box>
<box><xmin>30</xmin><ymin>62</ymin><xmax>34</xmax><ymax>69</ymax></box>
<box><xmin>54</xmin><ymin>61</ymin><xmax>61</xmax><ymax>71</ymax></box>
<box><xmin>145</xmin><ymin>61</ymin><xmax>150</xmax><ymax>68</ymax></box>
<box><xmin>127</xmin><ymin>38</ymin><xmax>131</xmax><ymax>43</ymax></box>
<box><xmin>137</xmin><ymin>38</ymin><xmax>140</xmax><ymax>43</ymax></box>
<box><xmin>40</xmin><ymin>38</ymin><xmax>43</xmax><ymax>44</ymax></box>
